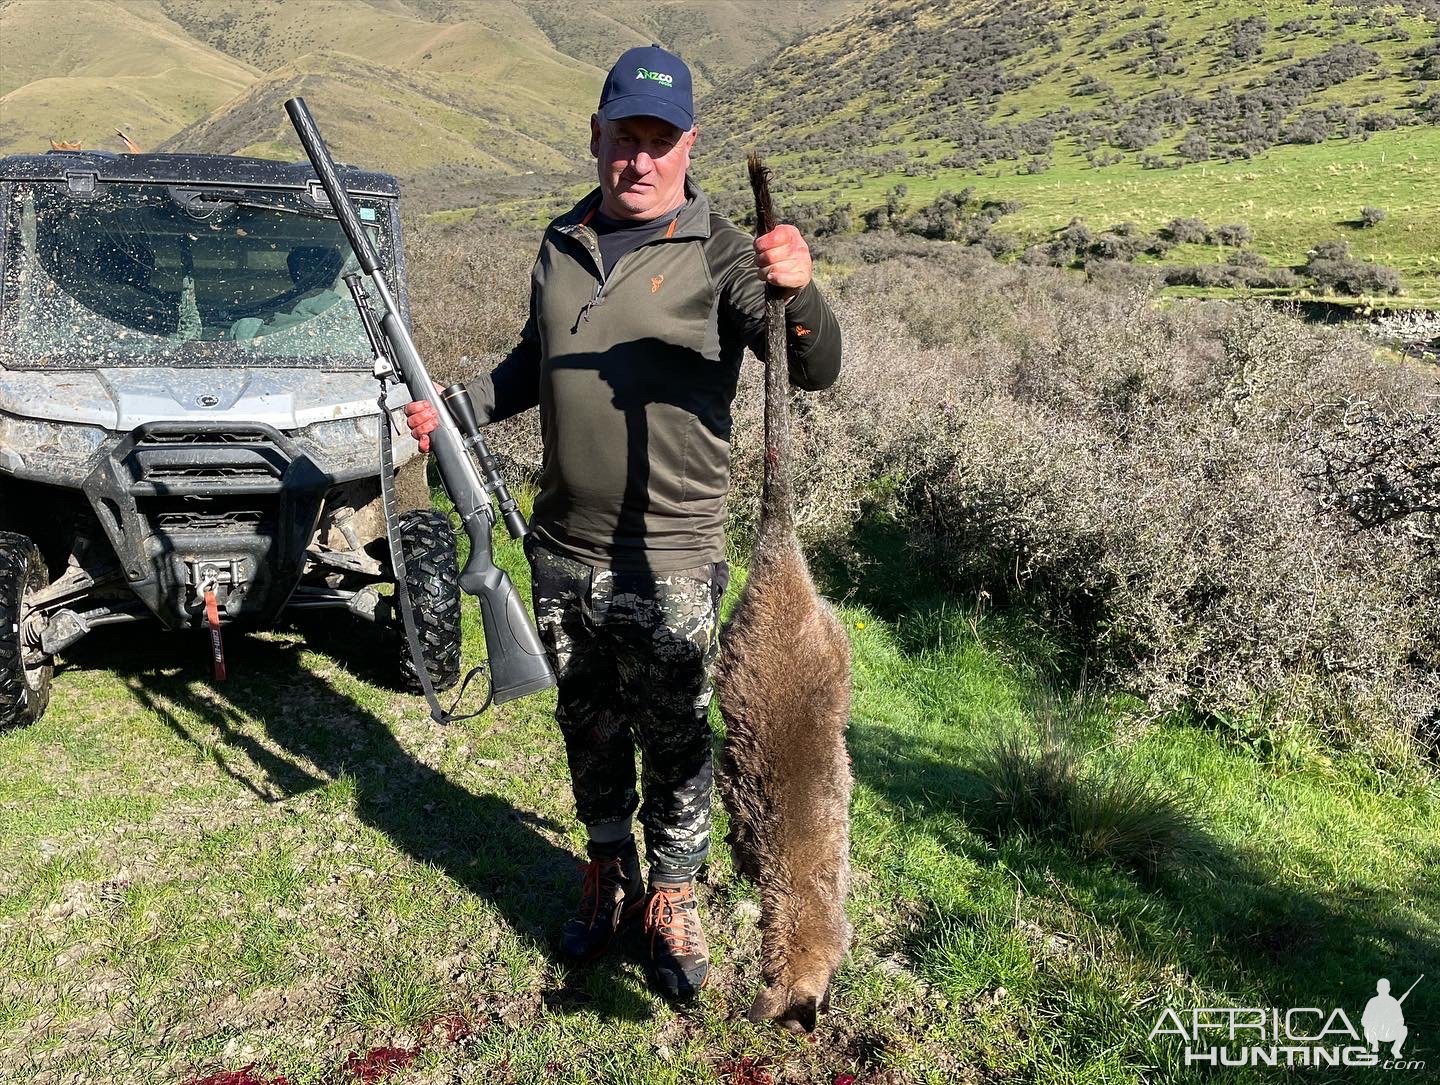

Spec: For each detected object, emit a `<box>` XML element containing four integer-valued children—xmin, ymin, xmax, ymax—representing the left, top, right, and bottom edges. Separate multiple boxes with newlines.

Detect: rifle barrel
<box><xmin>1398</xmin><ymin>974</ymin><xmax>1424</xmax><ymax>1004</ymax></box>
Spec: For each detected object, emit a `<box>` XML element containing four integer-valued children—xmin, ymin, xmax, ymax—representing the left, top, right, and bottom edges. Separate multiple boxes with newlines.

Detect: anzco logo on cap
<box><xmin>635</xmin><ymin>67</ymin><xmax>674</xmax><ymax>87</ymax></box>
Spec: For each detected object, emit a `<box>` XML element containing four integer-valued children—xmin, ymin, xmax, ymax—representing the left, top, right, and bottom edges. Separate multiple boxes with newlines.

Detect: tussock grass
<box><xmin>975</xmin><ymin>715</ymin><xmax>1207</xmax><ymax>878</ymax></box>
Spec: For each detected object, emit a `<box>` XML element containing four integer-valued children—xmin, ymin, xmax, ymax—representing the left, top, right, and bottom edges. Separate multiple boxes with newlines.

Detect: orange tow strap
<box><xmin>204</xmin><ymin>588</ymin><xmax>227</xmax><ymax>682</ymax></box>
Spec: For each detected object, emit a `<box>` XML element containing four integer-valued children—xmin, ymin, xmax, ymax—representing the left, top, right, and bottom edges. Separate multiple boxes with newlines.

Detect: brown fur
<box><xmin>712</xmin><ymin>152</ymin><xmax>853</xmax><ymax>1033</ymax></box>
<box><xmin>714</xmin><ymin>543</ymin><xmax>852</xmax><ymax>1032</ymax></box>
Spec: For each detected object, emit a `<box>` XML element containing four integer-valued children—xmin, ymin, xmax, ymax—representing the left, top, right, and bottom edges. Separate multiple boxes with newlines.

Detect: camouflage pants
<box><xmin>528</xmin><ymin>539</ymin><xmax>728</xmax><ymax>880</ymax></box>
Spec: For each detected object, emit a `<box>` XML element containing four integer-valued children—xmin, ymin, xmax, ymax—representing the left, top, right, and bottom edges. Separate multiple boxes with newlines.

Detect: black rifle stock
<box><xmin>285</xmin><ymin>96</ymin><xmax>555</xmax><ymax>705</ymax></box>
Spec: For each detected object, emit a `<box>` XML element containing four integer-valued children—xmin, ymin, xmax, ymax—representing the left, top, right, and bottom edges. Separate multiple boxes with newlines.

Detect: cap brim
<box><xmin>600</xmin><ymin>95</ymin><xmax>693</xmax><ymax>131</ymax></box>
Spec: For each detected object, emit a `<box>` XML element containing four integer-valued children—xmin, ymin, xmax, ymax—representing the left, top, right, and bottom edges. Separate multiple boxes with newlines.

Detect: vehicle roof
<box><xmin>0</xmin><ymin>151</ymin><xmax>399</xmax><ymax>197</ymax></box>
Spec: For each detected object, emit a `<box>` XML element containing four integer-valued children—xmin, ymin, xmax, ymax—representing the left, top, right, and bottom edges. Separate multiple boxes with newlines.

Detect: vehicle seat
<box><xmin>286</xmin><ymin>246</ymin><xmax>344</xmax><ymax>295</ymax></box>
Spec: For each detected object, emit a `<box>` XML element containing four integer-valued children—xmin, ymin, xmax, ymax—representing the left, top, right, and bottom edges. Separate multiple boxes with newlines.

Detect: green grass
<box><xmin>498</xmin><ymin>122</ymin><xmax>1440</xmax><ymax>307</ymax></box>
<box><xmin>0</xmin><ymin>509</ymin><xmax>1436</xmax><ymax>1082</ymax></box>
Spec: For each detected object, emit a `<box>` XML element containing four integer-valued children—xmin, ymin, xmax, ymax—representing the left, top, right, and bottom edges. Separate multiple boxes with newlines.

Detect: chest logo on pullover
<box><xmin>650</xmin><ymin>274</ymin><xmax>665</xmax><ymax>294</ymax></box>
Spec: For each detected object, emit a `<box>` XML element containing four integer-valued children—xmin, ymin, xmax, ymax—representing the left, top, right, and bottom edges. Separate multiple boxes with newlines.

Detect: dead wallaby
<box><xmin>712</xmin><ymin>153</ymin><xmax>853</xmax><ymax>1034</ymax></box>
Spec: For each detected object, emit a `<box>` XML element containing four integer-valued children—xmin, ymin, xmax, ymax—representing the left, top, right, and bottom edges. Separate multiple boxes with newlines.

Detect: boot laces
<box><xmin>579</xmin><ymin>856</ymin><xmax>624</xmax><ymax>925</ymax></box>
<box><xmin>645</xmin><ymin>883</ymin><xmax>700</xmax><ymax>955</ymax></box>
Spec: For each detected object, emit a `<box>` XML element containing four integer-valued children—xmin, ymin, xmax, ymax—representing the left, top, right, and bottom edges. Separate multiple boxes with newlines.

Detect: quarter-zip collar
<box><xmin>554</xmin><ymin>177</ymin><xmax>713</xmax><ymax>262</ymax></box>
<box><xmin>556</xmin><ymin>178</ymin><xmax>713</xmax><ymax>329</ymax></box>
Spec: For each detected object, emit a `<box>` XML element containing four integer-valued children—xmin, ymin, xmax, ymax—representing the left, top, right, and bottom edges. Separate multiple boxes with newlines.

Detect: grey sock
<box><xmin>587</xmin><ymin>818</ymin><xmax>635</xmax><ymax>846</ymax></box>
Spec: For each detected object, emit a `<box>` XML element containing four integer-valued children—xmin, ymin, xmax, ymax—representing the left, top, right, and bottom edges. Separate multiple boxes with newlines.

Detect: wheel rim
<box><xmin>18</xmin><ymin>567</ymin><xmax>49</xmax><ymax>693</ymax></box>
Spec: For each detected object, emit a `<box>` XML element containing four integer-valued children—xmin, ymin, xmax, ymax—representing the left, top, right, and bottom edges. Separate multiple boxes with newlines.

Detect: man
<box><xmin>406</xmin><ymin>44</ymin><xmax>841</xmax><ymax>1002</ymax></box>
<box><xmin>1362</xmin><ymin>977</ymin><xmax>1410</xmax><ymax>1058</ymax></box>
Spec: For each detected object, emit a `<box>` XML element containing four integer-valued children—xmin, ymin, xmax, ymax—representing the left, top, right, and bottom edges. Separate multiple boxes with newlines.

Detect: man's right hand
<box><xmin>403</xmin><ymin>400</ymin><xmax>440</xmax><ymax>453</ymax></box>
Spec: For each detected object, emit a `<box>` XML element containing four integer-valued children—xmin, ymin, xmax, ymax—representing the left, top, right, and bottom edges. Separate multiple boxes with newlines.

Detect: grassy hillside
<box><xmin>693</xmin><ymin>0</ymin><xmax>1440</xmax><ymax>301</ymax></box>
<box><xmin>149</xmin><ymin>0</ymin><xmax>859</xmax><ymax>94</ymax></box>
<box><xmin>156</xmin><ymin>49</ymin><xmax>593</xmax><ymax>180</ymax></box>
<box><xmin>1</xmin><ymin>0</ymin><xmax>861</xmax><ymax>210</ymax></box>
<box><xmin>0</xmin><ymin>0</ymin><xmax>258</xmax><ymax>153</ymax></box>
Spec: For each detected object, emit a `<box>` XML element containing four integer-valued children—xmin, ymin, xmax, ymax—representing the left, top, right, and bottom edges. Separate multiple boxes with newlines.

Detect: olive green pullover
<box><xmin>466</xmin><ymin>181</ymin><xmax>841</xmax><ymax>572</ymax></box>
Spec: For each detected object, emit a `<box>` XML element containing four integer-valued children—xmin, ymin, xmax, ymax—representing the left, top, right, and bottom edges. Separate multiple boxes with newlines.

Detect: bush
<box><xmin>1305</xmin><ymin>257</ymin><xmax>1403</xmax><ymax>296</ymax></box>
<box><xmin>1234</xmin><ymin>266</ymin><xmax>1299</xmax><ymax>289</ymax></box>
<box><xmin>1309</xmin><ymin>238</ymin><xmax>1351</xmax><ymax>261</ymax></box>
<box><xmin>1162</xmin><ymin>264</ymin><xmax>1240</xmax><ymax>288</ymax></box>
<box><xmin>976</xmin><ymin>721</ymin><xmax>1205</xmax><ymax>876</ymax></box>
<box><xmin>405</xmin><ymin>216</ymin><xmax>546</xmax><ymax>481</ymax></box>
<box><xmin>809</xmin><ymin>247</ymin><xmax>1438</xmax><ymax>757</ymax></box>
<box><xmin>1177</xmin><ymin>131</ymin><xmax>1210</xmax><ymax>162</ymax></box>
<box><xmin>1161</xmin><ymin>217</ymin><xmax>1211</xmax><ymax>244</ymax></box>
<box><xmin>1215</xmin><ymin>223</ymin><xmax>1254</xmax><ymax>247</ymax></box>
<box><xmin>1226</xmin><ymin>249</ymin><xmax>1268</xmax><ymax>269</ymax></box>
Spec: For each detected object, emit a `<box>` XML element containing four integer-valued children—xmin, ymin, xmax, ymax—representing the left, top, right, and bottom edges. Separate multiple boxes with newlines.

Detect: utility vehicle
<box><xmin>0</xmin><ymin>150</ymin><xmax>461</xmax><ymax>727</ymax></box>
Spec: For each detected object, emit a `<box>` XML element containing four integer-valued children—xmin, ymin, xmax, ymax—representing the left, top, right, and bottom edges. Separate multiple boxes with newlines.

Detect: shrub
<box><xmin>1226</xmin><ymin>249</ymin><xmax>1268</xmax><ymax>269</ymax></box>
<box><xmin>812</xmin><ymin>247</ymin><xmax>1438</xmax><ymax>757</ymax></box>
<box><xmin>1160</xmin><ymin>217</ymin><xmax>1211</xmax><ymax>244</ymax></box>
<box><xmin>1309</xmin><ymin>238</ymin><xmax>1351</xmax><ymax>261</ymax></box>
<box><xmin>1282</xmin><ymin>111</ymin><xmax>1332</xmax><ymax>145</ymax></box>
<box><xmin>1305</xmin><ymin>258</ymin><xmax>1403</xmax><ymax>296</ymax></box>
<box><xmin>1162</xmin><ymin>264</ymin><xmax>1240</xmax><ymax>288</ymax></box>
<box><xmin>1177</xmin><ymin>131</ymin><xmax>1210</xmax><ymax>162</ymax></box>
<box><xmin>405</xmin><ymin>215</ymin><xmax>544</xmax><ymax>479</ymax></box>
<box><xmin>1234</xmin><ymin>266</ymin><xmax>1299</xmax><ymax>289</ymax></box>
<box><xmin>1215</xmin><ymin>223</ymin><xmax>1253</xmax><ymax>247</ymax></box>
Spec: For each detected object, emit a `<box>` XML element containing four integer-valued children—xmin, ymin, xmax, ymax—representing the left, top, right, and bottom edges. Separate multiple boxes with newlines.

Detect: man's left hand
<box><xmin>754</xmin><ymin>224</ymin><xmax>811</xmax><ymax>298</ymax></box>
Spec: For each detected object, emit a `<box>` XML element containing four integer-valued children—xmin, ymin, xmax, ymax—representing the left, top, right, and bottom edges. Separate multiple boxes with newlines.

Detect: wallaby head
<box><xmin>748</xmin><ymin>971</ymin><xmax>833</xmax><ymax>1034</ymax></box>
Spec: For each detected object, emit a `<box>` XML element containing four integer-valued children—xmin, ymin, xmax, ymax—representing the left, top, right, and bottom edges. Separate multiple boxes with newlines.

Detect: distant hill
<box><xmin>0</xmin><ymin>0</ymin><xmax>259</xmax><ymax>154</ymax></box>
<box><xmin>155</xmin><ymin>50</ymin><xmax>588</xmax><ymax>177</ymax></box>
<box><xmin>679</xmin><ymin>0</ymin><xmax>1440</xmax><ymax>303</ymax></box>
<box><xmin>698</xmin><ymin>0</ymin><xmax>1438</xmax><ymax>185</ymax></box>
<box><xmin>3</xmin><ymin>0</ymin><xmax>1436</xmax><ymax>299</ymax></box>
<box><xmin>0</xmin><ymin>0</ymin><xmax>859</xmax><ymax>173</ymax></box>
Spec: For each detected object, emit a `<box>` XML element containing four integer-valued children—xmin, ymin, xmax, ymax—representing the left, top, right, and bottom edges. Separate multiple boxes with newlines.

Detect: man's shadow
<box><xmin>63</xmin><ymin>621</ymin><xmax>656</xmax><ymax>1023</ymax></box>
<box><xmin>545</xmin><ymin>336</ymin><xmax>740</xmax><ymax>574</ymax></box>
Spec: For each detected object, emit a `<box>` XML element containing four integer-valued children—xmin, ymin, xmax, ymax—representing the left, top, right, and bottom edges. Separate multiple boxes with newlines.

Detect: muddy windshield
<box><xmin>0</xmin><ymin>181</ymin><xmax>396</xmax><ymax>369</ymax></box>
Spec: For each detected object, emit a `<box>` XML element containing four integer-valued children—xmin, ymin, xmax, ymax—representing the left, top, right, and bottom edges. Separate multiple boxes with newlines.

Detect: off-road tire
<box><xmin>0</xmin><ymin>531</ymin><xmax>53</xmax><ymax>729</ymax></box>
<box><xmin>395</xmin><ymin>510</ymin><xmax>462</xmax><ymax>692</ymax></box>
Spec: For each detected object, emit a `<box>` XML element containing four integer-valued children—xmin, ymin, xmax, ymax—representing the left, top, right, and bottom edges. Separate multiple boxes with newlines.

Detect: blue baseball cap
<box><xmin>598</xmin><ymin>44</ymin><xmax>694</xmax><ymax>132</ymax></box>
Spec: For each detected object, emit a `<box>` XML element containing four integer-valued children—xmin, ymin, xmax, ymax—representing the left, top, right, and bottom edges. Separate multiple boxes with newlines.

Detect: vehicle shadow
<box><xmin>61</xmin><ymin>621</ymin><xmax>657</xmax><ymax>1024</ymax></box>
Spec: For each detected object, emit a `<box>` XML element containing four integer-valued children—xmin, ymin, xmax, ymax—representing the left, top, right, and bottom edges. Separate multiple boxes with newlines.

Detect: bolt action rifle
<box><xmin>284</xmin><ymin>96</ymin><xmax>555</xmax><ymax>717</ymax></box>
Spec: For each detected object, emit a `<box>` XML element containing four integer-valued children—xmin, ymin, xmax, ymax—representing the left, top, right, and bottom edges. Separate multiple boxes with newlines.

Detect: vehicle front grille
<box><xmin>142</xmin><ymin>496</ymin><xmax>273</xmax><ymax>535</ymax></box>
<box><xmin>138</xmin><ymin>431</ymin><xmax>256</xmax><ymax>445</ymax></box>
<box><xmin>152</xmin><ymin>509</ymin><xmax>268</xmax><ymax>531</ymax></box>
<box><xmin>143</xmin><ymin>464</ymin><xmax>274</xmax><ymax>481</ymax></box>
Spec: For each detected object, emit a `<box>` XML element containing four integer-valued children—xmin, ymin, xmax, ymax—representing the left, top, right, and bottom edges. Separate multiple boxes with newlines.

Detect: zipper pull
<box><xmin>572</xmin><ymin>283</ymin><xmax>604</xmax><ymax>333</ymax></box>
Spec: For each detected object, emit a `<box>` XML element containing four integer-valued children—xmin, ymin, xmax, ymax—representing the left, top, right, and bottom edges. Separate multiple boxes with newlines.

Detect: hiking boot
<box><xmin>560</xmin><ymin>839</ymin><xmax>644</xmax><ymax>963</ymax></box>
<box><xmin>642</xmin><ymin>878</ymin><xmax>710</xmax><ymax>1001</ymax></box>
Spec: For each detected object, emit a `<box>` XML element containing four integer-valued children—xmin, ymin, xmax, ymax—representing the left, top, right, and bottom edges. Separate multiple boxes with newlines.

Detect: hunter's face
<box><xmin>591</xmin><ymin>114</ymin><xmax>695</xmax><ymax>220</ymax></box>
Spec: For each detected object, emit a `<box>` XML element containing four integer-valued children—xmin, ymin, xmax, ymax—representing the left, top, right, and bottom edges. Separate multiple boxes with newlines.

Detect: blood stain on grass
<box><xmin>719</xmin><ymin>1056</ymin><xmax>775</xmax><ymax>1085</ymax></box>
<box><xmin>343</xmin><ymin>1046</ymin><xmax>419</xmax><ymax>1082</ymax></box>
<box><xmin>421</xmin><ymin>1010</ymin><xmax>474</xmax><ymax>1045</ymax></box>
<box><xmin>184</xmin><ymin>1067</ymin><xmax>289</xmax><ymax>1085</ymax></box>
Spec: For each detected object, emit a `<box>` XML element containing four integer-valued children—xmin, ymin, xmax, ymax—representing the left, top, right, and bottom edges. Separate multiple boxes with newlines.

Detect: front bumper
<box><xmin>81</xmin><ymin>420</ymin><xmax>336</xmax><ymax>629</ymax></box>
